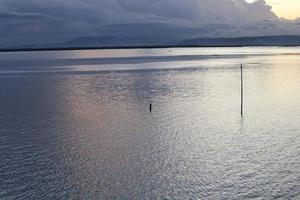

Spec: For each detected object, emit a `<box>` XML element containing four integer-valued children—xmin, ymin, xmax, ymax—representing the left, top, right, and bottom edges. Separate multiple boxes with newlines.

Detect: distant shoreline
<box><xmin>1</xmin><ymin>45</ymin><xmax>300</xmax><ymax>52</ymax></box>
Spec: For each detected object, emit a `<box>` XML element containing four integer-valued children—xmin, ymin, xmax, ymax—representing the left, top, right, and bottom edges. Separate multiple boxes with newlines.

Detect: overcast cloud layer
<box><xmin>0</xmin><ymin>0</ymin><xmax>300</xmax><ymax>46</ymax></box>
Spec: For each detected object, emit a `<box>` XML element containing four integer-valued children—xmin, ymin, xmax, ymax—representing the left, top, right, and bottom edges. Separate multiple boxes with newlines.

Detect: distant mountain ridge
<box><xmin>180</xmin><ymin>35</ymin><xmax>300</xmax><ymax>46</ymax></box>
<box><xmin>63</xmin><ymin>35</ymin><xmax>300</xmax><ymax>47</ymax></box>
<box><xmin>1</xmin><ymin>35</ymin><xmax>300</xmax><ymax>51</ymax></box>
<box><xmin>64</xmin><ymin>35</ymin><xmax>175</xmax><ymax>47</ymax></box>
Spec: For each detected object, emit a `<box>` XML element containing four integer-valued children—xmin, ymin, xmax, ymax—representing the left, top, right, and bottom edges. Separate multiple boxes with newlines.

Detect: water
<box><xmin>0</xmin><ymin>47</ymin><xmax>300</xmax><ymax>199</ymax></box>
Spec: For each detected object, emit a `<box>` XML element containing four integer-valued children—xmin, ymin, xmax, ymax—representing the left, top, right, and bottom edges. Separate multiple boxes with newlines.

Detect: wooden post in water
<box><xmin>240</xmin><ymin>64</ymin><xmax>244</xmax><ymax>117</ymax></box>
<box><xmin>149</xmin><ymin>103</ymin><xmax>152</xmax><ymax>112</ymax></box>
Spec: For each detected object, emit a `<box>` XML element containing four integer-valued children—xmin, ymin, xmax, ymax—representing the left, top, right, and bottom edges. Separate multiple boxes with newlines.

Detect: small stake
<box><xmin>149</xmin><ymin>103</ymin><xmax>152</xmax><ymax>112</ymax></box>
<box><xmin>241</xmin><ymin>64</ymin><xmax>244</xmax><ymax>117</ymax></box>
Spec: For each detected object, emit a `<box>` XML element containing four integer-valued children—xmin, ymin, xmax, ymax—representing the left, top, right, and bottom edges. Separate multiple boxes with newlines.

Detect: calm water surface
<box><xmin>0</xmin><ymin>47</ymin><xmax>300</xmax><ymax>199</ymax></box>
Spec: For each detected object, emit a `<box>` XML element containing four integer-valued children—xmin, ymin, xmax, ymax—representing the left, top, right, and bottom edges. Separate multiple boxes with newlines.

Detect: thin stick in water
<box><xmin>241</xmin><ymin>64</ymin><xmax>244</xmax><ymax>117</ymax></box>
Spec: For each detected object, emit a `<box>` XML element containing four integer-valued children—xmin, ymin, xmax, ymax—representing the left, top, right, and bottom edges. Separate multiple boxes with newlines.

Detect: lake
<box><xmin>0</xmin><ymin>47</ymin><xmax>300</xmax><ymax>199</ymax></box>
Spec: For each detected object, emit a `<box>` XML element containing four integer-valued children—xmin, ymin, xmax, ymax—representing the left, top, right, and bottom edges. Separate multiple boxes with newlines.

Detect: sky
<box><xmin>0</xmin><ymin>0</ymin><xmax>300</xmax><ymax>47</ymax></box>
<box><xmin>247</xmin><ymin>0</ymin><xmax>300</xmax><ymax>19</ymax></box>
<box><xmin>267</xmin><ymin>0</ymin><xmax>300</xmax><ymax>19</ymax></box>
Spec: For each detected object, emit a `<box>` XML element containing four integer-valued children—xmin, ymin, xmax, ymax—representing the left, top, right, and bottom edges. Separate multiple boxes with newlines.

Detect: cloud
<box><xmin>2</xmin><ymin>0</ymin><xmax>275</xmax><ymax>24</ymax></box>
<box><xmin>116</xmin><ymin>0</ymin><xmax>277</xmax><ymax>23</ymax></box>
<box><xmin>0</xmin><ymin>0</ymin><xmax>299</xmax><ymax>46</ymax></box>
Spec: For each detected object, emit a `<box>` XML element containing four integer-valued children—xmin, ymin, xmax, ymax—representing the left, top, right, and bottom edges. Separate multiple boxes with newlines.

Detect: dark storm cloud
<box><xmin>0</xmin><ymin>0</ymin><xmax>299</xmax><ymax>46</ymax></box>
<box><xmin>1</xmin><ymin>0</ymin><xmax>278</xmax><ymax>23</ymax></box>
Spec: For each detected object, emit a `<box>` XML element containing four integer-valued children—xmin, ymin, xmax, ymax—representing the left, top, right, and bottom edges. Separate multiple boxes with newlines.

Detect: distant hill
<box><xmin>1</xmin><ymin>35</ymin><xmax>300</xmax><ymax>52</ymax></box>
<box><xmin>62</xmin><ymin>35</ymin><xmax>300</xmax><ymax>48</ymax></box>
<box><xmin>63</xmin><ymin>36</ymin><xmax>175</xmax><ymax>47</ymax></box>
<box><xmin>180</xmin><ymin>35</ymin><xmax>300</xmax><ymax>46</ymax></box>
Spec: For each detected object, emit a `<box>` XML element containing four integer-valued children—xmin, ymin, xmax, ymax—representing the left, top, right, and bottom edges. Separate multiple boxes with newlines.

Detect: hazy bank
<box><xmin>1</xmin><ymin>35</ymin><xmax>300</xmax><ymax>52</ymax></box>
